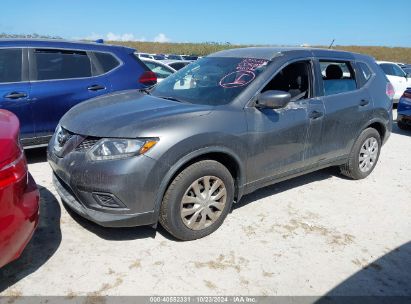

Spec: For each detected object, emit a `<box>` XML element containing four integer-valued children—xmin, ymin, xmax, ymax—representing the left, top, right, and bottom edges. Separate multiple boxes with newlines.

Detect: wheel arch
<box><xmin>365</xmin><ymin>120</ymin><xmax>387</xmax><ymax>142</ymax></box>
<box><xmin>152</xmin><ymin>146</ymin><xmax>246</xmax><ymax>226</ymax></box>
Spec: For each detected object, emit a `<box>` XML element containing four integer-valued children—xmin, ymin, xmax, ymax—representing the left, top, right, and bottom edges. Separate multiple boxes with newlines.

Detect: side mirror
<box><xmin>256</xmin><ymin>90</ymin><xmax>291</xmax><ymax>109</ymax></box>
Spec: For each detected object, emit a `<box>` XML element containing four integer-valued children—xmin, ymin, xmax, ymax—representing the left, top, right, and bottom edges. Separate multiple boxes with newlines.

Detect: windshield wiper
<box><xmin>139</xmin><ymin>84</ymin><xmax>156</xmax><ymax>95</ymax></box>
<box><xmin>139</xmin><ymin>88</ymin><xmax>152</xmax><ymax>95</ymax></box>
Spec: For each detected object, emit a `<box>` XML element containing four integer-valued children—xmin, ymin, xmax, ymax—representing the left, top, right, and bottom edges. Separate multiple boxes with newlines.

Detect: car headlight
<box><xmin>88</xmin><ymin>138</ymin><xmax>158</xmax><ymax>161</ymax></box>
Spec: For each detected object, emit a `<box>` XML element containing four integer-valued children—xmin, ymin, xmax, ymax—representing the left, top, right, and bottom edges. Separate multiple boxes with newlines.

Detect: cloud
<box><xmin>80</xmin><ymin>32</ymin><xmax>170</xmax><ymax>43</ymax></box>
<box><xmin>105</xmin><ymin>32</ymin><xmax>146</xmax><ymax>42</ymax></box>
<box><xmin>80</xmin><ymin>32</ymin><xmax>146</xmax><ymax>42</ymax></box>
<box><xmin>153</xmin><ymin>33</ymin><xmax>170</xmax><ymax>43</ymax></box>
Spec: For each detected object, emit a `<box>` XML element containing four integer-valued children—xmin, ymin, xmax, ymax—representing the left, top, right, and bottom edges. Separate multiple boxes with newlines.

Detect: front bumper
<box><xmin>0</xmin><ymin>174</ymin><xmax>40</xmax><ymax>268</ymax></box>
<box><xmin>48</xmin><ymin>140</ymin><xmax>169</xmax><ymax>228</ymax></box>
<box><xmin>52</xmin><ymin>174</ymin><xmax>156</xmax><ymax>227</ymax></box>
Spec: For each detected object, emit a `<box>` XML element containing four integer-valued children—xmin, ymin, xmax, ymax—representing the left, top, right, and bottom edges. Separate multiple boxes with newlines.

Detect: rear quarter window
<box><xmin>357</xmin><ymin>62</ymin><xmax>373</xmax><ymax>84</ymax></box>
<box><xmin>93</xmin><ymin>52</ymin><xmax>120</xmax><ymax>74</ymax></box>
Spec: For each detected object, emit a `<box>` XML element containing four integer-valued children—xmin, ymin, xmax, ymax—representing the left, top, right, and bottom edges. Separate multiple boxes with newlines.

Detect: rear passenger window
<box><xmin>320</xmin><ymin>61</ymin><xmax>357</xmax><ymax>96</ymax></box>
<box><xmin>93</xmin><ymin>52</ymin><xmax>120</xmax><ymax>74</ymax></box>
<box><xmin>358</xmin><ymin>62</ymin><xmax>372</xmax><ymax>81</ymax></box>
<box><xmin>34</xmin><ymin>49</ymin><xmax>92</xmax><ymax>80</ymax></box>
<box><xmin>0</xmin><ymin>49</ymin><xmax>22</xmax><ymax>83</ymax></box>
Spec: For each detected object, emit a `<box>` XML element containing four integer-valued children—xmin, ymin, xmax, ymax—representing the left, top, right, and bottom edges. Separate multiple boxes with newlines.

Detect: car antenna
<box><xmin>328</xmin><ymin>39</ymin><xmax>335</xmax><ymax>49</ymax></box>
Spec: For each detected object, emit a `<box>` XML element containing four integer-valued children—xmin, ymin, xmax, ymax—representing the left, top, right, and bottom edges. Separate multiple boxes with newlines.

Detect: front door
<box><xmin>245</xmin><ymin>60</ymin><xmax>316</xmax><ymax>184</ymax></box>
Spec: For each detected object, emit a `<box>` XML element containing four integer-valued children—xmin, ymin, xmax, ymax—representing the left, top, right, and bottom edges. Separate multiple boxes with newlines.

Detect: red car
<box><xmin>0</xmin><ymin>110</ymin><xmax>39</xmax><ymax>268</ymax></box>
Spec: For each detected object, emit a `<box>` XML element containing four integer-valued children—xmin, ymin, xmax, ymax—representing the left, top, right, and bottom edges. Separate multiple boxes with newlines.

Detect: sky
<box><xmin>1</xmin><ymin>0</ymin><xmax>411</xmax><ymax>47</ymax></box>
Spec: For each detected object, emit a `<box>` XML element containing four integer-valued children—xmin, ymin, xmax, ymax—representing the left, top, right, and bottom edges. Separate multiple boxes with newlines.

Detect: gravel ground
<box><xmin>0</xmin><ymin>111</ymin><xmax>410</xmax><ymax>297</ymax></box>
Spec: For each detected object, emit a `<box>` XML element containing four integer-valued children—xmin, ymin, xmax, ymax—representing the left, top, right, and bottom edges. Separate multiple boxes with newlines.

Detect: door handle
<box><xmin>359</xmin><ymin>99</ymin><xmax>370</xmax><ymax>106</ymax></box>
<box><xmin>309</xmin><ymin>110</ymin><xmax>323</xmax><ymax>119</ymax></box>
<box><xmin>87</xmin><ymin>85</ymin><xmax>106</xmax><ymax>91</ymax></box>
<box><xmin>4</xmin><ymin>92</ymin><xmax>27</xmax><ymax>99</ymax></box>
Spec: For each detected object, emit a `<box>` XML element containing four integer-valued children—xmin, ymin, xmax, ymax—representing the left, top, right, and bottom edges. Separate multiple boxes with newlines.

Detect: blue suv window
<box><xmin>0</xmin><ymin>49</ymin><xmax>22</xmax><ymax>83</ymax></box>
<box><xmin>320</xmin><ymin>61</ymin><xmax>357</xmax><ymax>96</ymax></box>
<box><xmin>34</xmin><ymin>49</ymin><xmax>92</xmax><ymax>80</ymax></box>
<box><xmin>93</xmin><ymin>52</ymin><xmax>120</xmax><ymax>74</ymax></box>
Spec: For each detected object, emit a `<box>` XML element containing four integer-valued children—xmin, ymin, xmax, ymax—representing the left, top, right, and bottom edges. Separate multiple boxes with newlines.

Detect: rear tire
<box><xmin>340</xmin><ymin>128</ymin><xmax>381</xmax><ymax>180</ymax></box>
<box><xmin>159</xmin><ymin>160</ymin><xmax>234</xmax><ymax>241</ymax></box>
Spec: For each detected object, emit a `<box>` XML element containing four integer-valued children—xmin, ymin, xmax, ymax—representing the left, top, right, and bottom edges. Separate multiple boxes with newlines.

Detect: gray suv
<box><xmin>48</xmin><ymin>47</ymin><xmax>393</xmax><ymax>240</ymax></box>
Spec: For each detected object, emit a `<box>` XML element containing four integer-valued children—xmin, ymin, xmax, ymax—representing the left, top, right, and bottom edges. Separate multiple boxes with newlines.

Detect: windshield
<box><xmin>151</xmin><ymin>57</ymin><xmax>270</xmax><ymax>105</ymax></box>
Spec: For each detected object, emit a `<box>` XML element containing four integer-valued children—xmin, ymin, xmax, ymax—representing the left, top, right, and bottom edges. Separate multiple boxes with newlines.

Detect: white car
<box><xmin>377</xmin><ymin>61</ymin><xmax>411</xmax><ymax>103</ymax></box>
<box><xmin>161</xmin><ymin>60</ymin><xmax>192</xmax><ymax>71</ymax></box>
<box><xmin>136</xmin><ymin>52</ymin><xmax>155</xmax><ymax>60</ymax></box>
<box><xmin>140</xmin><ymin>58</ymin><xmax>176</xmax><ymax>82</ymax></box>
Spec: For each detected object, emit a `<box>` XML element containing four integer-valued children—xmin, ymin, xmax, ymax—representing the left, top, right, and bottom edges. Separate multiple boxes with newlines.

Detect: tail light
<box><xmin>0</xmin><ymin>150</ymin><xmax>27</xmax><ymax>190</ymax></box>
<box><xmin>139</xmin><ymin>71</ymin><xmax>157</xmax><ymax>86</ymax></box>
<box><xmin>386</xmin><ymin>82</ymin><xmax>395</xmax><ymax>100</ymax></box>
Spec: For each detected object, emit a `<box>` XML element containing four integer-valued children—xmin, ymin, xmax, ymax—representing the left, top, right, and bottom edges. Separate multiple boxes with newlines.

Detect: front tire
<box><xmin>159</xmin><ymin>160</ymin><xmax>234</xmax><ymax>241</ymax></box>
<box><xmin>340</xmin><ymin>128</ymin><xmax>381</xmax><ymax>180</ymax></box>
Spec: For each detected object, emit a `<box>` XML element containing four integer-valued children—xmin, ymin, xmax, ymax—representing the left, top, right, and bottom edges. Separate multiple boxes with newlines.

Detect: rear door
<box><xmin>314</xmin><ymin>58</ymin><xmax>372</xmax><ymax>161</ymax></box>
<box><xmin>0</xmin><ymin>48</ymin><xmax>35</xmax><ymax>139</ymax></box>
<box><xmin>28</xmin><ymin>48</ymin><xmax>112</xmax><ymax>141</ymax></box>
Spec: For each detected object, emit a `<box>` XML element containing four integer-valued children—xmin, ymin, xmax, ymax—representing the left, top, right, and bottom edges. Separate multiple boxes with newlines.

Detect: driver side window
<box><xmin>261</xmin><ymin>60</ymin><xmax>312</xmax><ymax>101</ymax></box>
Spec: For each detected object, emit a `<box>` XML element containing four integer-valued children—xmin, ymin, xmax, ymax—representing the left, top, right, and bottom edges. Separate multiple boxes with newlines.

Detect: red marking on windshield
<box><xmin>219</xmin><ymin>70</ymin><xmax>255</xmax><ymax>88</ymax></box>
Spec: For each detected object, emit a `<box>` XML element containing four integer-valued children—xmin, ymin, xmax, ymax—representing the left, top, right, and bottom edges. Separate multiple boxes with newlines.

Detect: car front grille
<box><xmin>75</xmin><ymin>137</ymin><xmax>100</xmax><ymax>152</ymax></box>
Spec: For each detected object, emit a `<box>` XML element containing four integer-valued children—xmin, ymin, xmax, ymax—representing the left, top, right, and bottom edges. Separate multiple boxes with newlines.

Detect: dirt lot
<box><xmin>0</xmin><ymin>111</ymin><xmax>410</xmax><ymax>297</ymax></box>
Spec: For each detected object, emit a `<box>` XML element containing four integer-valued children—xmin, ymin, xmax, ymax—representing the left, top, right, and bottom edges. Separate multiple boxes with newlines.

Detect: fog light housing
<box><xmin>92</xmin><ymin>193</ymin><xmax>126</xmax><ymax>209</ymax></box>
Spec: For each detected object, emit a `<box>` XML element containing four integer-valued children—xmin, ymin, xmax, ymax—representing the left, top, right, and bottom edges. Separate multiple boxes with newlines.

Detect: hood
<box><xmin>60</xmin><ymin>90</ymin><xmax>212</xmax><ymax>138</ymax></box>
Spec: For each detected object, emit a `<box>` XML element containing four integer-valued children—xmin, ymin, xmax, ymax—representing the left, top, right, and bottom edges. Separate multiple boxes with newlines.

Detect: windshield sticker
<box><xmin>219</xmin><ymin>58</ymin><xmax>268</xmax><ymax>88</ymax></box>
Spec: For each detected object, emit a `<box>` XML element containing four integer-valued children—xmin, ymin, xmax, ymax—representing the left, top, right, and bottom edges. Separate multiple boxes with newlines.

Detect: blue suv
<box><xmin>0</xmin><ymin>39</ymin><xmax>156</xmax><ymax>147</ymax></box>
